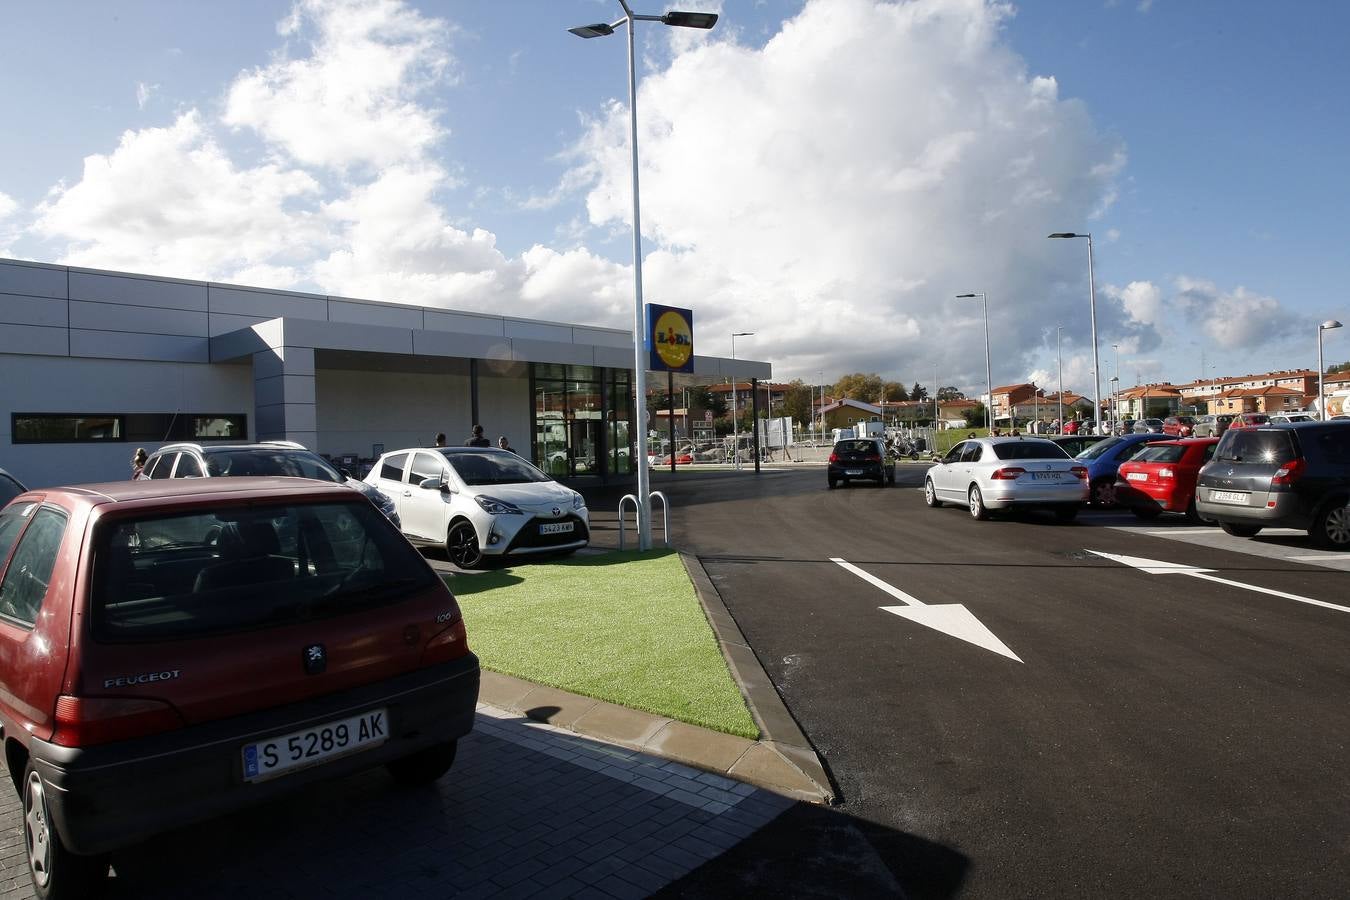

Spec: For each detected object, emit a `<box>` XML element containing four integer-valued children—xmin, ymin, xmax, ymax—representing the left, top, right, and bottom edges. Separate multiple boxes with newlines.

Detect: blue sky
<box><xmin>2</xmin><ymin>0</ymin><xmax>1347</xmax><ymax>400</ymax></box>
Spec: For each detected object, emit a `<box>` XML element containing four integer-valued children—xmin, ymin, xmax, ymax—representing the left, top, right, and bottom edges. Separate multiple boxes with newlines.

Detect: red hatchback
<box><xmin>0</xmin><ymin>478</ymin><xmax>479</xmax><ymax>898</ymax></box>
<box><xmin>1114</xmin><ymin>438</ymin><xmax>1219</xmax><ymax>522</ymax></box>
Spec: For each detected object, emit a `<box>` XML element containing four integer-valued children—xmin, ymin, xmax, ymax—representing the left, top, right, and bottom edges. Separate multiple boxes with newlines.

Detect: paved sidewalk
<box><xmin>0</xmin><ymin>703</ymin><xmax>797</xmax><ymax>899</ymax></box>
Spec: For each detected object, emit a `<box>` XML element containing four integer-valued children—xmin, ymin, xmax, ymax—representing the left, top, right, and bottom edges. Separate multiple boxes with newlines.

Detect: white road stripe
<box><xmin>829</xmin><ymin>557</ymin><xmax>926</xmax><ymax>606</ymax></box>
<box><xmin>1287</xmin><ymin>554</ymin><xmax>1350</xmax><ymax>561</ymax></box>
<box><xmin>1187</xmin><ymin>572</ymin><xmax>1350</xmax><ymax>615</ymax></box>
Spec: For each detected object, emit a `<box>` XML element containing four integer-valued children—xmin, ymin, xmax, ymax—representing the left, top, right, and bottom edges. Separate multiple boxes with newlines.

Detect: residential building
<box><xmin>817</xmin><ymin>398</ymin><xmax>883</xmax><ymax>431</ymax></box>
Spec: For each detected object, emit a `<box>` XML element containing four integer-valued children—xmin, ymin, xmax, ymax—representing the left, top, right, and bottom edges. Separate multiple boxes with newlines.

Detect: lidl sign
<box><xmin>646</xmin><ymin>304</ymin><xmax>694</xmax><ymax>373</ymax></box>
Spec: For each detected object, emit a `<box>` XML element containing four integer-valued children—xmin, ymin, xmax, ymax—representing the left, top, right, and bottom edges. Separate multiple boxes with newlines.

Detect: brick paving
<box><xmin>0</xmin><ymin>704</ymin><xmax>795</xmax><ymax>898</ymax></box>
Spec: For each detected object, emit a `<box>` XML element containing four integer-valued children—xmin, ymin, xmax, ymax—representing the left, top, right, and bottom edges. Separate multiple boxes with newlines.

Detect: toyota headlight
<box><xmin>572</xmin><ymin>492</ymin><xmax>586</xmax><ymax>510</ymax></box>
<box><xmin>475</xmin><ymin>495</ymin><xmax>523</xmax><ymax>515</ymax></box>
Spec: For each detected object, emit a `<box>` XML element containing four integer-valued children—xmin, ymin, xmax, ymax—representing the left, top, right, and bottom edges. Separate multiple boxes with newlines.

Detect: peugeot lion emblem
<box><xmin>304</xmin><ymin>643</ymin><xmax>327</xmax><ymax>675</ymax></box>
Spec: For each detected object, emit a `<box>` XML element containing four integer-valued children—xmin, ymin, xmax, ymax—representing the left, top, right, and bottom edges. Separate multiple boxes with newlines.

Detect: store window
<box><xmin>531</xmin><ymin>365</ymin><xmax>632</xmax><ymax>478</ymax></box>
<box><xmin>12</xmin><ymin>412</ymin><xmax>247</xmax><ymax>444</ymax></box>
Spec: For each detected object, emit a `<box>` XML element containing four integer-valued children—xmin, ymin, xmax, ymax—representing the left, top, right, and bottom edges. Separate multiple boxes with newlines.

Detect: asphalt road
<box><xmin>645</xmin><ymin>466</ymin><xmax>1350</xmax><ymax>899</ymax></box>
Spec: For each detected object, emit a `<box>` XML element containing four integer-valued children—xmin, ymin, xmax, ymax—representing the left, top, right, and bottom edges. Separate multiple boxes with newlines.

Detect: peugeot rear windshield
<box><xmin>1215</xmin><ymin>430</ymin><xmax>1296</xmax><ymax>465</ymax></box>
<box><xmin>92</xmin><ymin>500</ymin><xmax>436</xmax><ymax>641</ymax></box>
<box><xmin>992</xmin><ymin>441</ymin><xmax>1069</xmax><ymax>460</ymax></box>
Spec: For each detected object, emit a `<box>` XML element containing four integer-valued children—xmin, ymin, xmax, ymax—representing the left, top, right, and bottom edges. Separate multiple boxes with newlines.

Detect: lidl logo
<box><xmin>646</xmin><ymin>304</ymin><xmax>694</xmax><ymax>373</ymax></box>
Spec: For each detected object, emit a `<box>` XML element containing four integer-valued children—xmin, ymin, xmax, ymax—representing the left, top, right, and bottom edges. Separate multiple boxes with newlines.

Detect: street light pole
<box><xmin>731</xmin><ymin>331</ymin><xmax>753</xmax><ymax>468</ymax></box>
<box><xmin>1049</xmin><ymin>233</ymin><xmax>1100</xmax><ymax>434</ymax></box>
<box><xmin>1318</xmin><ymin>320</ymin><xmax>1343</xmax><ymax>420</ymax></box>
<box><xmin>1056</xmin><ymin>325</ymin><xmax>1064</xmax><ymax>434</ymax></box>
<box><xmin>568</xmin><ymin>3</ymin><xmax>718</xmax><ymax>547</ymax></box>
<box><xmin>956</xmin><ymin>293</ymin><xmax>993</xmax><ymax>435</ymax></box>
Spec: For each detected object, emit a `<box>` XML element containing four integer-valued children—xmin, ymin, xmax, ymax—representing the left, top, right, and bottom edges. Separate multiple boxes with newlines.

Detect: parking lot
<box><xmin>653</xmin><ymin>465</ymin><xmax>1350</xmax><ymax>899</ymax></box>
<box><xmin>0</xmin><ymin>461</ymin><xmax>1345</xmax><ymax>899</ymax></box>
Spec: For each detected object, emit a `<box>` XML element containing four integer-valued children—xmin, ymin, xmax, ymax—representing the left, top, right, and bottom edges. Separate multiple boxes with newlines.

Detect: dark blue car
<box><xmin>1076</xmin><ymin>433</ymin><xmax>1175</xmax><ymax>506</ymax></box>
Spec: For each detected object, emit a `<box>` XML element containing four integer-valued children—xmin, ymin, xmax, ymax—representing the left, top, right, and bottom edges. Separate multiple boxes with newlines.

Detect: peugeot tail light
<box><xmin>52</xmin><ymin>695</ymin><xmax>184</xmax><ymax>747</ymax></box>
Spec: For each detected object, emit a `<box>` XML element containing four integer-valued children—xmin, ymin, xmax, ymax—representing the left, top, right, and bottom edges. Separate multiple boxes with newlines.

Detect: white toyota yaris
<box><xmin>365</xmin><ymin>447</ymin><xmax>589</xmax><ymax>568</ymax></box>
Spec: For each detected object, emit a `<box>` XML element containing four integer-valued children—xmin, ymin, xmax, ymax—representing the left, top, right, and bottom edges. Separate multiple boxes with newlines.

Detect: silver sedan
<box><xmin>924</xmin><ymin>437</ymin><xmax>1088</xmax><ymax>521</ymax></box>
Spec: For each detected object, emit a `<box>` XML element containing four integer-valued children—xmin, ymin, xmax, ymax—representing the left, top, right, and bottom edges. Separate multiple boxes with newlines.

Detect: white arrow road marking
<box><xmin>830</xmin><ymin>558</ymin><xmax>1022</xmax><ymax>662</ymax></box>
<box><xmin>1086</xmin><ymin>549</ymin><xmax>1350</xmax><ymax>615</ymax></box>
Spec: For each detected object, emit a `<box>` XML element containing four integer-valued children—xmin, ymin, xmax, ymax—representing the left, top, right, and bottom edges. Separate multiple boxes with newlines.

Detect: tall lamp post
<box><xmin>1049</xmin><ymin>233</ymin><xmax>1100</xmax><ymax>434</ymax></box>
<box><xmin>956</xmin><ymin>293</ymin><xmax>993</xmax><ymax>435</ymax></box>
<box><xmin>569</xmin><ymin>4</ymin><xmax>718</xmax><ymax>549</ymax></box>
<box><xmin>730</xmin><ymin>332</ymin><xmax>754</xmax><ymax>468</ymax></box>
<box><xmin>1318</xmin><ymin>320</ymin><xmax>1343</xmax><ymax>420</ymax></box>
<box><xmin>1056</xmin><ymin>325</ymin><xmax>1064</xmax><ymax>434</ymax></box>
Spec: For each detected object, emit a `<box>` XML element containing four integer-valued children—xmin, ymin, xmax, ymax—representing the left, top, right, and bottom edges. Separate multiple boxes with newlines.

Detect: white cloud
<box><xmin>0</xmin><ymin>191</ymin><xmax>17</xmax><ymax>220</ymax></box>
<box><xmin>565</xmin><ymin>0</ymin><xmax>1125</xmax><ymax>393</ymax></box>
<box><xmin>223</xmin><ymin>0</ymin><xmax>453</xmax><ymax>171</ymax></box>
<box><xmin>136</xmin><ymin>82</ymin><xmax>158</xmax><ymax>110</ymax></box>
<box><xmin>1173</xmin><ymin>276</ymin><xmax>1293</xmax><ymax>350</ymax></box>
<box><xmin>32</xmin><ymin>112</ymin><xmax>325</xmax><ymax>279</ymax></box>
<box><xmin>1114</xmin><ymin>280</ymin><xmax>1164</xmax><ymax>327</ymax></box>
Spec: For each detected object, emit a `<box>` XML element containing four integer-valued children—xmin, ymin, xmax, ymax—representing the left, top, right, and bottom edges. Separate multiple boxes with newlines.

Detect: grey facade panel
<box><xmin>70</xmin><ymin>300</ymin><xmax>208</xmax><ymax>338</ymax></box>
<box><xmin>328</xmin><ymin>299</ymin><xmax>425</xmax><ymax>330</ymax></box>
<box><xmin>208</xmin><ymin>285</ymin><xmax>327</xmax><ymax>320</ymax></box>
<box><xmin>572</xmin><ymin>326</ymin><xmax>631</xmax><ymax>349</ymax></box>
<box><xmin>69</xmin><ymin>329</ymin><xmax>209</xmax><ymax>363</ymax></box>
<box><xmin>0</xmin><ymin>294</ymin><xmax>69</xmax><ymax>328</ymax></box>
<box><xmin>509</xmin><ymin>338</ymin><xmax>594</xmax><ymax>366</ymax></box>
<box><xmin>504</xmin><ymin>320</ymin><xmax>572</xmax><ymax>343</ymax></box>
<box><xmin>0</xmin><ymin>323</ymin><xmax>69</xmax><ymax>356</ymax></box>
<box><xmin>69</xmin><ymin>271</ymin><xmax>207</xmax><ymax>312</ymax></box>
<box><xmin>594</xmin><ymin>346</ymin><xmax>633</xmax><ymax>369</ymax></box>
<box><xmin>209</xmin><ymin>311</ymin><xmax>273</xmax><ymax>337</ymax></box>
<box><xmin>412</xmin><ymin>330</ymin><xmax>511</xmax><ymax>361</ymax></box>
<box><xmin>0</xmin><ymin>261</ymin><xmax>67</xmax><ymax>300</ymax></box>
<box><xmin>423</xmin><ymin>310</ymin><xmax>506</xmax><ymax>337</ymax></box>
<box><xmin>282</xmin><ymin>318</ymin><xmax>415</xmax><ymax>356</ymax></box>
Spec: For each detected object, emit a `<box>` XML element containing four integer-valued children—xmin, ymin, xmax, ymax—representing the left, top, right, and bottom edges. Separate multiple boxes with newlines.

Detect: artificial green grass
<box><xmin>448</xmin><ymin>550</ymin><xmax>758</xmax><ymax>739</ymax></box>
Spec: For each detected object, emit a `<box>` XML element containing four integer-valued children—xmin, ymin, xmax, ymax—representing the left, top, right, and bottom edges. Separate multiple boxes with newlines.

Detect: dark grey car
<box><xmin>1195</xmin><ymin>422</ymin><xmax>1350</xmax><ymax>547</ymax></box>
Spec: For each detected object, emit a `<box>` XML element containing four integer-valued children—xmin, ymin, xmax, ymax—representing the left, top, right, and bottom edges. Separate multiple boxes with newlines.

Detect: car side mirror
<box><xmin>419</xmin><ymin>476</ymin><xmax>446</xmax><ymax>491</ymax></box>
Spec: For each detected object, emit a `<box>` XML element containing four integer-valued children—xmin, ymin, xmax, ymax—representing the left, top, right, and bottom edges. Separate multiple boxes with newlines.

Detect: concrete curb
<box><xmin>475</xmin><ymin>553</ymin><xmax>834</xmax><ymax>805</ymax></box>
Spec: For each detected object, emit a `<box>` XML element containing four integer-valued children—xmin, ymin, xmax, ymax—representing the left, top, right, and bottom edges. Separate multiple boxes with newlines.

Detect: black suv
<box><xmin>827</xmin><ymin>437</ymin><xmax>895</xmax><ymax>488</ymax></box>
<box><xmin>1195</xmin><ymin>422</ymin><xmax>1350</xmax><ymax>547</ymax></box>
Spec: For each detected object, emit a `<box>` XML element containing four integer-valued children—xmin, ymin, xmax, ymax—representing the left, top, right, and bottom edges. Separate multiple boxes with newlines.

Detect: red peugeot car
<box><xmin>0</xmin><ymin>478</ymin><xmax>479</xmax><ymax>898</ymax></box>
<box><xmin>1114</xmin><ymin>437</ymin><xmax>1220</xmax><ymax>522</ymax></box>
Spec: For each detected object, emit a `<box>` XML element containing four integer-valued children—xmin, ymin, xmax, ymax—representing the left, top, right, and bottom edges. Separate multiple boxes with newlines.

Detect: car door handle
<box><xmin>402</xmin><ymin>490</ymin><xmax>412</xmax><ymax>497</ymax></box>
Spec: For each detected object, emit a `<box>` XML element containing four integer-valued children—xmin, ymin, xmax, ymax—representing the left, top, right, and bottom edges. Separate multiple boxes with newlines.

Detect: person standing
<box><xmin>131</xmin><ymin>447</ymin><xmax>148</xmax><ymax>479</ymax></box>
<box><xmin>497</xmin><ymin>436</ymin><xmax>516</xmax><ymax>454</ymax></box>
<box><xmin>465</xmin><ymin>425</ymin><xmax>490</xmax><ymax>447</ymax></box>
<box><xmin>432</xmin><ymin>432</ymin><xmax>446</xmax><ymax>447</ymax></box>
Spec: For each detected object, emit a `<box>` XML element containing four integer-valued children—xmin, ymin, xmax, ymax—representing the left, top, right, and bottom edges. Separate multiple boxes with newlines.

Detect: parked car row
<box><xmin>917</xmin><ymin>422</ymin><xmax>1350</xmax><ymax>548</ymax></box>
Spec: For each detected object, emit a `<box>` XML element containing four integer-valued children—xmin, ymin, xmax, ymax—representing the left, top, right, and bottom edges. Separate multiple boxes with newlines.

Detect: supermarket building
<box><xmin>0</xmin><ymin>258</ymin><xmax>770</xmax><ymax>488</ymax></box>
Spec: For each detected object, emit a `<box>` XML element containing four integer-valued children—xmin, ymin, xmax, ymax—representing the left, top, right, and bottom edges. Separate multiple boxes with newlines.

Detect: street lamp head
<box><xmin>1047</xmin><ymin>232</ymin><xmax>1086</xmax><ymax>239</ymax></box>
<box><xmin>662</xmin><ymin>11</ymin><xmax>718</xmax><ymax>28</ymax></box>
<box><xmin>1320</xmin><ymin>320</ymin><xmax>1343</xmax><ymax>331</ymax></box>
<box><xmin>568</xmin><ymin>22</ymin><xmax>616</xmax><ymax>38</ymax></box>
